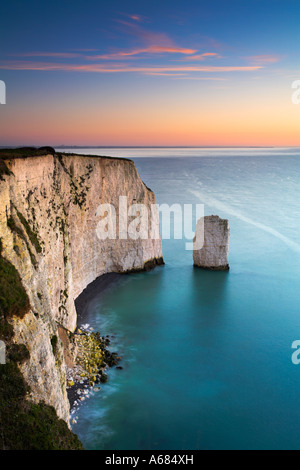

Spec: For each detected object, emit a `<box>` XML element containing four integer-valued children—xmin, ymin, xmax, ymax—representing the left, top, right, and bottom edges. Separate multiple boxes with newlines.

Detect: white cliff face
<box><xmin>0</xmin><ymin>152</ymin><xmax>163</xmax><ymax>422</ymax></box>
<box><xmin>193</xmin><ymin>215</ymin><xmax>230</xmax><ymax>270</ymax></box>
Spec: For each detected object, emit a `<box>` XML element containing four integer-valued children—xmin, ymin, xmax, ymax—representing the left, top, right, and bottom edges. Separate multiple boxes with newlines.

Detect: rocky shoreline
<box><xmin>66</xmin><ymin>324</ymin><xmax>122</xmax><ymax>422</ymax></box>
<box><xmin>67</xmin><ymin>273</ymin><xmax>125</xmax><ymax>423</ymax></box>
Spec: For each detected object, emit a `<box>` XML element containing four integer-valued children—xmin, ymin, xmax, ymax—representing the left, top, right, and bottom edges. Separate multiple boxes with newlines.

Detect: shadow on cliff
<box><xmin>75</xmin><ymin>273</ymin><xmax>124</xmax><ymax>324</ymax></box>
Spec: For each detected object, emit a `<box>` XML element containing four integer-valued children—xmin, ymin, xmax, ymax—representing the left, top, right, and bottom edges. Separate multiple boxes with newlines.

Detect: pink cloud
<box><xmin>245</xmin><ymin>54</ymin><xmax>281</xmax><ymax>65</ymax></box>
<box><xmin>143</xmin><ymin>45</ymin><xmax>197</xmax><ymax>54</ymax></box>
<box><xmin>0</xmin><ymin>60</ymin><xmax>264</xmax><ymax>74</ymax></box>
<box><xmin>116</xmin><ymin>19</ymin><xmax>173</xmax><ymax>44</ymax></box>
<box><xmin>117</xmin><ymin>12</ymin><xmax>148</xmax><ymax>23</ymax></box>
<box><xmin>202</xmin><ymin>53</ymin><xmax>221</xmax><ymax>57</ymax></box>
<box><xmin>115</xmin><ymin>19</ymin><xmax>196</xmax><ymax>55</ymax></box>
<box><xmin>94</xmin><ymin>19</ymin><xmax>200</xmax><ymax>59</ymax></box>
<box><xmin>86</xmin><ymin>45</ymin><xmax>198</xmax><ymax>60</ymax></box>
<box><xmin>13</xmin><ymin>21</ymin><xmax>201</xmax><ymax>64</ymax></box>
<box><xmin>142</xmin><ymin>72</ymin><xmax>189</xmax><ymax>76</ymax></box>
<box><xmin>128</xmin><ymin>14</ymin><xmax>142</xmax><ymax>22</ymax></box>
<box><xmin>9</xmin><ymin>45</ymin><xmax>197</xmax><ymax>63</ymax></box>
<box><xmin>178</xmin><ymin>52</ymin><xmax>222</xmax><ymax>61</ymax></box>
<box><xmin>172</xmin><ymin>76</ymin><xmax>227</xmax><ymax>81</ymax></box>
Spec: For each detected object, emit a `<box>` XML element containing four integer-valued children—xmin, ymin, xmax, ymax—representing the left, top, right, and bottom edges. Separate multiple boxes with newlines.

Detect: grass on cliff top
<box><xmin>0</xmin><ymin>146</ymin><xmax>56</xmax><ymax>159</ymax></box>
<box><xmin>0</xmin><ymin>146</ymin><xmax>134</xmax><ymax>163</ymax></box>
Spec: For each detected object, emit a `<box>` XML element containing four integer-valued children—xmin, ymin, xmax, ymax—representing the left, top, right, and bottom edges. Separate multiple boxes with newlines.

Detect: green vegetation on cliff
<box><xmin>0</xmin><ymin>239</ymin><xmax>83</xmax><ymax>450</ymax></box>
<box><xmin>0</xmin><ymin>362</ymin><xmax>83</xmax><ymax>450</ymax></box>
<box><xmin>0</xmin><ymin>238</ymin><xmax>30</xmax><ymax>321</ymax></box>
<box><xmin>6</xmin><ymin>213</ymin><xmax>40</xmax><ymax>268</ymax></box>
<box><xmin>0</xmin><ymin>159</ymin><xmax>12</xmax><ymax>181</ymax></box>
<box><xmin>15</xmin><ymin>208</ymin><xmax>42</xmax><ymax>254</ymax></box>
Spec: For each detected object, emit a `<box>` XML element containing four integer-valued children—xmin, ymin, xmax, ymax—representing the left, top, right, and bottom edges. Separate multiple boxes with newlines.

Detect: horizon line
<box><xmin>1</xmin><ymin>145</ymin><xmax>300</xmax><ymax>150</ymax></box>
<box><xmin>55</xmin><ymin>145</ymin><xmax>300</xmax><ymax>149</ymax></box>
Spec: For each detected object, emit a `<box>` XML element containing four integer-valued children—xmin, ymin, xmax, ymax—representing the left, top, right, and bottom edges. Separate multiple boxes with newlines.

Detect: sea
<box><xmin>57</xmin><ymin>147</ymin><xmax>300</xmax><ymax>450</ymax></box>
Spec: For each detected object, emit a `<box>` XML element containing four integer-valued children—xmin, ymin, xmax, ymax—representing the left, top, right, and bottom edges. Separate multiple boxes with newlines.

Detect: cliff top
<box><xmin>0</xmin><ymin>147</ymin><xmax>133</xmax><ymax>163</ymax></box>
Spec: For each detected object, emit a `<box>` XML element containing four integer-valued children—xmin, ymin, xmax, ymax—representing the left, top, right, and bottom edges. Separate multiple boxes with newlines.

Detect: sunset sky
<box><xmin>0</xmin><ymin>0</ymin><xmax>299</xmax><ymax>147</ymax></box>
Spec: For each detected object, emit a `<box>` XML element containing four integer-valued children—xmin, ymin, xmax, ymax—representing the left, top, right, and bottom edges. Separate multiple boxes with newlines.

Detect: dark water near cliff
<box><xmin>64</xmin><ymin>148</ymin><xmax>300</xmax><ymax>450</ymax></box>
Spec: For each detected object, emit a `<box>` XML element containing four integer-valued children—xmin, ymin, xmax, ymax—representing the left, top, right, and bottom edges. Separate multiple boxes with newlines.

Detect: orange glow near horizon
<box><xmin>1</xmin><ymin>93</ymin><xmax>299</xmax><ymax>148</ymax></box>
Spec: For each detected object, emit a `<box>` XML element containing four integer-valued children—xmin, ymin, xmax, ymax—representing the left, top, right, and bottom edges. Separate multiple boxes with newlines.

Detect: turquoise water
<box><xmin>68</xmin><ymin>148</ymin><xmax>300</xmax><ymax>450</ymax></box>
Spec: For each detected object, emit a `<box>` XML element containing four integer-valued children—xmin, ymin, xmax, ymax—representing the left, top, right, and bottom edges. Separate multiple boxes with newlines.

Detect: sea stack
<box><xmin>193</xmin><ymin>215</ymin><xmax>230</xmax><ymax>271</ymax></box>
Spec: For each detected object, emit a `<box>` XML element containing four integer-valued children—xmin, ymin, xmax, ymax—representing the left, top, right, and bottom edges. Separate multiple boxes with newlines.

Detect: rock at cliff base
<box><xmin>193</xmin><ymin>215</ymin><xmax>230</xmax><ymax>271</ymax></box>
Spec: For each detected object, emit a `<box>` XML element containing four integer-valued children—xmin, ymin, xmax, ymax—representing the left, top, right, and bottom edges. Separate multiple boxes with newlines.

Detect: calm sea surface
<box><xmin>58</xmin><ymin>148</ymin><xmax>300</xmax><ymax>450</ymax></box>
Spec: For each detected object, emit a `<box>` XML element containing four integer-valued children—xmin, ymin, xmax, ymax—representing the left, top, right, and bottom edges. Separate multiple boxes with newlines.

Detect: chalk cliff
<box><xmin>0</xmin><ymin>150</ymin><xmax>163</xmax><ymax>423</ymax></box>
<box><xmin>193</xmin><ymin>215</ymin><xmax>230</xmax><ymax>270</ymax></box>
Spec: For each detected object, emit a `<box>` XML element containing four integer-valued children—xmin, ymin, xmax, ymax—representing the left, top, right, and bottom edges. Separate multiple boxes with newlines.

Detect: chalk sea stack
<box><xmin>193</xmin><ymin>215</ymin><xmax>230</xmax><ymax>271</ymax></box>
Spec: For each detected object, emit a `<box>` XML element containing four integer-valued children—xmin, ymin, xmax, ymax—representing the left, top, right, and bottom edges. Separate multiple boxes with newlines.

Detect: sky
<box><xmin>0</xmin><ymin>0</ymin><xmax>299</xmax><ymax>147</ymax></box>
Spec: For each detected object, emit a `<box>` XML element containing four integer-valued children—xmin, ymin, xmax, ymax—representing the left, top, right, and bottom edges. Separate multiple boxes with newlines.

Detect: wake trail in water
<box><xmin>189</xmin><ymin>188</ymin><xmax>300</xmax><ymax>255</ymax></box>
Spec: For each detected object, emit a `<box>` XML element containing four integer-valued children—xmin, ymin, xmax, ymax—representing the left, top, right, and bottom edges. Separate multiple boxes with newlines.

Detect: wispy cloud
<box><xmin>0</xmin><ymin>60</ymin><xmax>263</xmax><ymax>74</ymax></box>
<box><xmin>245</xmin><ymin>54</ymin><xmax>281</xmax><ymax>65</ymax></box>
<box><xmin>128</xmin><ymin>14</ymin><xmax>143</xmax><ymax>22</ymax></box>
<box><xmin>142</xmin><ymin>72</ymin><xmax>189</xmax><ymax>76</ymax></box>
<box><xmin>171</xmin><ymin>76</ymin><xmax>227</xmax><ymax>81</ymax></box>
<box><xmin>87</xmin><ymin>45</ymin><xmax>198</xmax><ymax>60</ymax></box>
<box><xmin>118</xmin><ymin>12</ymin><xmax>148</xmax><ymax>23</ymax></box>
<box><xmin>1</xmin><ymin>21</ymin><xmax>275</xmax><ymax>80</ymax></box>
<box><xmin>114</xmin><ymin>18</ymin><xmax>196</xmax><ymax>57</ymax></box>
<box><xmin>10</xmin><ymin>45</ymin><xmax>198</xmax><ymax>62</ymax></box>
<box><xmin>177</xmin><ymin>52</ymin><xmax>222</xmax><ymax>61</ymax></box>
